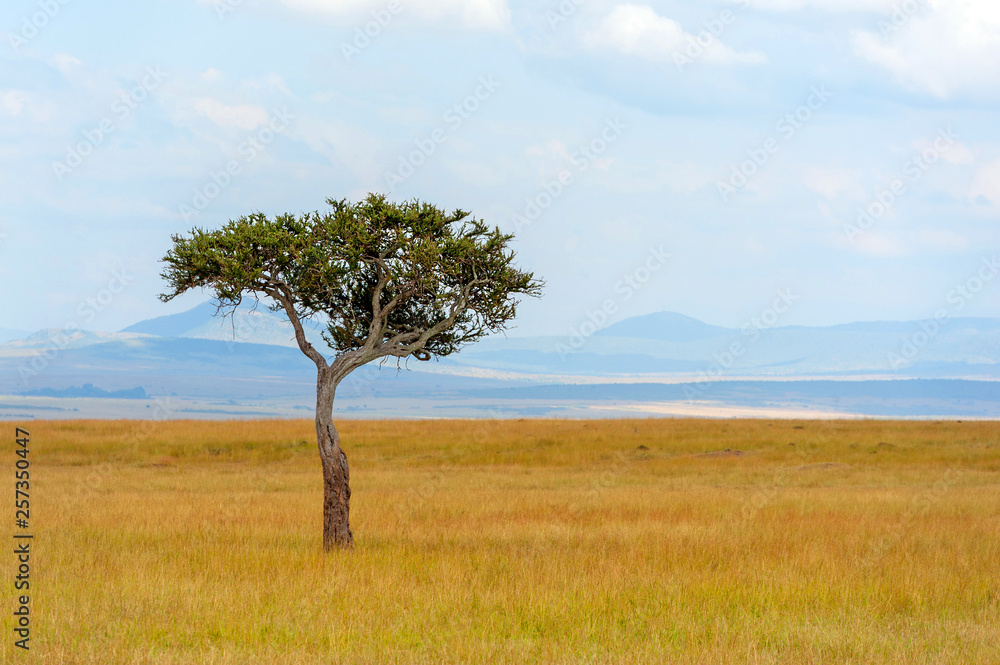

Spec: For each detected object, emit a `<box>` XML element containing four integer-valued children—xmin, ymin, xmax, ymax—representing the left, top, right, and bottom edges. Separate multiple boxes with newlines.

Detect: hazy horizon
<box><xmin>5</xmin><ymin>298</ymin><xmax>1000</xmax><ymax>342</ymax></box>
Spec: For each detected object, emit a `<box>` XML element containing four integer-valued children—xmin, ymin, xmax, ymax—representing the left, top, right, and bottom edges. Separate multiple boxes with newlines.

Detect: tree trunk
<box><xmin>316</xmin><ymin>371</ymin><xmax>353</xmax><ymax>550</ymax></box>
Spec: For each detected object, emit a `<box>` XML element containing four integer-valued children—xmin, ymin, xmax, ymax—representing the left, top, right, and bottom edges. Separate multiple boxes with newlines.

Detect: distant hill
<box><xmin>0</xmin><ymin>304</ymin><xmax>993</xmax><ymax>381</ymax></box>
<box><xmin>121</xmin><ymin>302</ymin><xmax>219</xmax><ymax>337</ymax></box>
<box><xmin>1</xmin><ymin>329</ymin><xmax>147</xmax><ymax>351</ymax></box>
<box><xmin>595</xmin><ymin>312</ymin><xmax>733</xmax><ymax>342</ymax></box>
<box><xmin>21</xmin><ymin>383</ymin><xmax>148</xmax><ymax>399</ymax></box>
<box><xmin>2</xmin><ymin>304</ymin><xmax>999</xmax><ymax>420</ymax></box>
<box><xmin>121</xmin><ymin>302</ymin><xmax>327</xmax><ymax>349</ymax></box>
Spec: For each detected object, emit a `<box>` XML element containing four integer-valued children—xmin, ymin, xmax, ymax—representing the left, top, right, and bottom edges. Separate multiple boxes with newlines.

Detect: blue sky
<box><xmin>1</xmin><ymin>0</ymin><xmax>998</xmax><ymax>337</ymax></box>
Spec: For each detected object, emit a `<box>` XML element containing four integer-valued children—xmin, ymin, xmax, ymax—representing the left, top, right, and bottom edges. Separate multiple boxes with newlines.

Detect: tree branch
<box><xmin>379</xmin><ymin>279</ymin><xmax>483</xmax><ymax>358</ymax></box>
<box><xmin>362</xmin><ymin>258</ymin><xmax>392</xmax><ymax>355</ymax></box>
<box><xmin>264</xmin><ymin>283</ymin><xmax>328</xmax><ymax>370</ymax></box>
<box><xmin>327</xmin><ymin>280</ymin><xmax>484</xmax><ymax>383</ymax></box>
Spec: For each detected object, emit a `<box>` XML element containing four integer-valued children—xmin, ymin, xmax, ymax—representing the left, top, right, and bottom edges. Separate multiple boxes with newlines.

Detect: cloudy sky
<box><xmin>1</xmin><ymin>0</ymin><xmax>998</xmax><ymax>337</ymax></box>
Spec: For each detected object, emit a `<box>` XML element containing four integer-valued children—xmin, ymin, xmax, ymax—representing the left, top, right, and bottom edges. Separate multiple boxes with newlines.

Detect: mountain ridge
<box><xmin>1</xmin><ymin>303</ymin><xmax>997</xmax><ymax>421</ymax></box>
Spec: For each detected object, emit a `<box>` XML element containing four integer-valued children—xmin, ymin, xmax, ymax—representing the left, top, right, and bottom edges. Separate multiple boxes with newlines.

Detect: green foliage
<box><xmin>160</xmin><ymin>194</ymin><xmax>542</xmax><ymax>367</ymax></box>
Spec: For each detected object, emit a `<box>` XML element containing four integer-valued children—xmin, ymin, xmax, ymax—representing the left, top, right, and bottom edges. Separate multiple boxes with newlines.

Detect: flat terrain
<box><xmin>3</xmin><ymin>419</ymin><xmax>999</xmax><ymax>664</ymax></box>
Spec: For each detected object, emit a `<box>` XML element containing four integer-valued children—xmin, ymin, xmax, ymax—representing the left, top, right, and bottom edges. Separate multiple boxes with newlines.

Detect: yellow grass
<box><xmin>4</xmin><ymin>418</ymin><xmax>999</xmax><ymax>664</ymax></box>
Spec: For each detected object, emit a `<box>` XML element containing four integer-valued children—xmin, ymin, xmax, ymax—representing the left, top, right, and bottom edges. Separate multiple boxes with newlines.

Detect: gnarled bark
<box><xmin>316</xmin><ymin>371</ymin><xmax>352</xmax><ymax>550</ymax></box>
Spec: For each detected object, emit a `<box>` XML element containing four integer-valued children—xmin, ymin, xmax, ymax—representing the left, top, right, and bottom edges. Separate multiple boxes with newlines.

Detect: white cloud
<box><xmin>744</xmin><ymin>0</ymin><xmax>1000</xmax><ymax>98</ymax></box>
<box><xmin>853</xmin><ymin>0</ymin><xmax>1000</xmax><ymax>98</ymax></box>
<box><xmin>275</xmin><ymin>0</ymin><xmax>509</xmax><ymax>30</ymax></box>
<box><xmin>970</xmin><ymin>158</ymin><xmax>1000</xmax><ymax>206</ymax></box>
<box><xmin>0</xmin><ymin>91</ymin><xmax>29</xmax><ymax>116</ymax></box>
<box><xmin>191</xmin><ymin>98</ymin><xmax>270</xmax><ymax>130</ymax></box>
<box><xmin>939</xmin><ymin>141</ymin><xmax>975</xmax><ymax>165</ymax></box>
<box><xmin>583</xmin><ymin>4</ymin><xmax>766</xmax><ymax>67</ymax></box>
<box><xmin>853</xmin><ymin>232</ymin><xmax>908</xmax><ymax>257</ymax></box>
<box><xmin>243</xmin><ymin>73</ymin><xmax>292</xmax><ymax>95</ymax></box>
<box><xmin>291</xmin><ymin>115</ymin><xmax>384</xmax><ymax>184</ymax></box>
<box><xmin>50</xmin><ymin>54</ymin><xmax>84</xmax><ymax>78</ymax></box>
<box><xmin>742</xmin><ymin>0</ymin><xmax>897</xmax><ymax>10</ymax></box>
<box><xmin>0</xmin><ymin>90</ymin><xmax>56</xmax><ymax>123</ymax></box>
<box><xmin>804</xmin><ymin>166</ymin><xmax>865</xmax><ymax>200</ymax></box>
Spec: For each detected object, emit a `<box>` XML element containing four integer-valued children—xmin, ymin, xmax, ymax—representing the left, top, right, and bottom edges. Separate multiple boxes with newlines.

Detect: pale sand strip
<box><xmin>589</xmin><ymin>402</ymin><xmax>868</xmax><ymax>419</ymax></box>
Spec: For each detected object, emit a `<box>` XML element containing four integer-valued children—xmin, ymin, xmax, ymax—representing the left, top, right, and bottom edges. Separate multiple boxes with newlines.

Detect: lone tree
<box><xmin>159</xmin><ymin>194</ymin><xmax>542</xmax><ymax>549</ymax></box>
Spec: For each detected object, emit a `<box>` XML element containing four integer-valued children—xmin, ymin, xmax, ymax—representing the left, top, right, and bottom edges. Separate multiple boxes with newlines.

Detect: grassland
<box><xmin>3</xmin><ymin>418</ymin><xmax>999</xmax><ymax>664</ymax></box>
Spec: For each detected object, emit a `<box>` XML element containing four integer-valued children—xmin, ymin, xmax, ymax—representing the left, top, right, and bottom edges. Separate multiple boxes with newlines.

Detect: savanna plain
<box><xmin>4</xmin><ymin>418</ymin><xmax>999</xmax><ymax>664</ymax></box>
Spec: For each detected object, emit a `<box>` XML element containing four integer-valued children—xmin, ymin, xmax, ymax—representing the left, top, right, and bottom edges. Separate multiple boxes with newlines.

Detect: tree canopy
<box><xmin>160</xmin><ymin>194</ymin><xmax>542</xmax><ymax>378</ymax></box>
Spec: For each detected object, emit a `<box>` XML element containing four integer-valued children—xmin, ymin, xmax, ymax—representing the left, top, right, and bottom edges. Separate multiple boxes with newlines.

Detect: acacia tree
<box><xmin>159</xmin><ymin>194</ymin><xmax>542</xmax><ymax>549</ymax></box>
